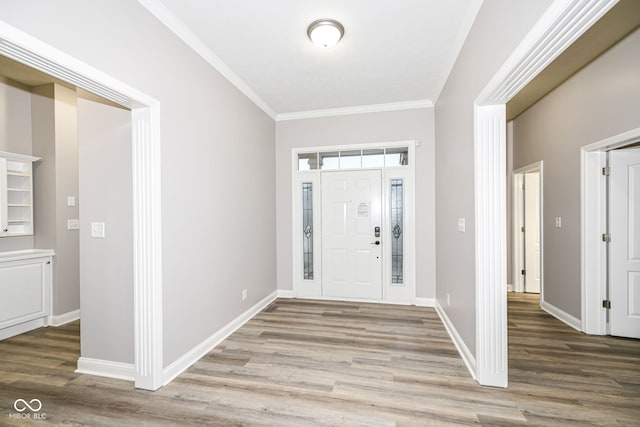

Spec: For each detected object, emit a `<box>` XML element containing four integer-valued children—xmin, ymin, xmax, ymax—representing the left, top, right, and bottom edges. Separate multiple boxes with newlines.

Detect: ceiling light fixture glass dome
<box><xmin>307</xmin><ymin>19</ymin><xmax>344</xmax><ymax>48</ymax></box>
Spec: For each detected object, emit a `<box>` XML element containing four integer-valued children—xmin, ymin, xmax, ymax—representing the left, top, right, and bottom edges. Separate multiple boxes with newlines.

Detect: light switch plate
<box><xmin>457</xmin><ymin>218</ymin><xmax>466</xmax><ymax>233</ymax></box>
<box><xmin>91</xmin><ymin>222</ymin><xmax>105</xmax><ymax>238</ymax></box>
<box><xmin>67</xmin><ymin>219</ymin><xmax>79</xmax><ymax>230</ymax></box>
<box><xmin>67</xmin><ymin>196</ymin><xmax>76</xmax><ymax>207</ymax></box>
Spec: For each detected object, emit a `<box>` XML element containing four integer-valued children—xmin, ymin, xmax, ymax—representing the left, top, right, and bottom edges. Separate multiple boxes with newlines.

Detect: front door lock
<box><xmin>371</xmin><ymin>240</ymin><xmax>380</xmax><ymax>245</ymax></box>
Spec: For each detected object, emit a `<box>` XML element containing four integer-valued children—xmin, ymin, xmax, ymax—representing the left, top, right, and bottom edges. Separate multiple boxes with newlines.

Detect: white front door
<box><xmin>610</xmin><ymin>147</ymin><xmax>640</xmax><ymax>339</ymax></box>
<box><xmin>321</xmin><ymin>170</ymin><xmax>382</xmax><ymax>299</ymax></box>
<box><xmin>524</xmin><ymin>172</ymin><xmax>541</xmax><ymax>293</ymax></box>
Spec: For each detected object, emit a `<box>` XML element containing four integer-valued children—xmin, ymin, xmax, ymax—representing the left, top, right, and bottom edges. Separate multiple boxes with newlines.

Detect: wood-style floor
<box><xmin>0</xmin><ymin>293</ymin><xmax>638</xmax><ymax>426</ymax></box>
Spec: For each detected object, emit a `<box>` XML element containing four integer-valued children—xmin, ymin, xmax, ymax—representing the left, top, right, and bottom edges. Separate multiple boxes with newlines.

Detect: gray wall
<box><xmin>435</xmin><ymin>0</ymin><xmax>552</xmax><ymax>354</ymax></box>
<box><xmin>512</xmin><ymin>28</ymin><xmax>640</xmax><ymax>318</ymax></box>
<box><xmin>275</xmin><ymin>108</ymin><xmax>436</xmax><ymax>298</ymax></box>
<box><xmin>0</xmin><ymin>77</ymin><xmax>34</xmax><ymax>251</ymax></box>
<box><xmin>0</xmin><ymin>0</ymin><xmax>277</xmax><ymax>367</ymax></box>
<box><xmin>77</xmin><ymin>96</ymin><xmax>133</xmax><ymax>364</ymax></box>
<box><xmin>32</xmin><ymin>83</ymin><xmax>80</xmax><ymax>316</ymax></box>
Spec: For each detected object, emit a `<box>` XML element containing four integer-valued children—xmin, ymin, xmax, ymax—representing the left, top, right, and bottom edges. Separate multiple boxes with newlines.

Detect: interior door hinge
<box><xmin>602</xmin><ymin>300</ymin><xmax>611</xmax><ymax>309</ymax></box>
<box><xmin>521</xmin><ymin>269</ymin><xmax>526</xmax><ymax>275</ymax></box>
<box><xmin>602</xmin><ymin>233</ymin><xmax>611</xmax><ymax>242</ymax></box>
<box><xmin>521</xmin><ymin>226</ymin><xmax>525</xmax><ymax>232</ymax></box>
<box><xmin>602</xmin><ymin>166</ymin><xmax>610</xmax><ymax>176</ymax></box>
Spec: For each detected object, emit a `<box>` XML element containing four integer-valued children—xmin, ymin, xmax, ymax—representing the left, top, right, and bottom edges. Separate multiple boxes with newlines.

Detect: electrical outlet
<box><xmin>67</xmin><ymin>219</ymin><xmax>79</xmax><ymax>230</ymax></box>
<box><xmin>555</xmin><ymin>217</ymin><xmax>562</xmax><ymax>228</ymax></box>
<box><xmin>67</xmin><ymin>196</ymin><xmax>76</xmax><ymax>207</ymax></box>
<box><xmin>457</xmin><ymin>218</ymin><xmax>466</xmax><ymax>233</ymax></box>
<box><xmin>242</xmin><ymin>289</ymin><xmax>247</xmax><ymax>301</ymax></box>
<box><xmin>446</xmin><ymin>293</ymin><xmax>451</xmax><ymax>307</ymax></box>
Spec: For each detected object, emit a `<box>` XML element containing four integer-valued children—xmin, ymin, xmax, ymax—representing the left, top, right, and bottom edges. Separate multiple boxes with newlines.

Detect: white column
<box><xmin>132</xmin><ymin>107</ymin><xmax>164</xmax><ymax>390</ymax></box>
<box><xmin>474</xmin><ymin>104</ymin><xmax>508</xmax><ymax>387</ymax></box>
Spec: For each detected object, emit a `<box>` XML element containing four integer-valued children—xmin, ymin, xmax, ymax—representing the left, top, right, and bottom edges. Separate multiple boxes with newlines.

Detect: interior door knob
<box><xmin>370</xmin><ymin>240</ymin><xmax>380</xmax><ymax>245</ymax></box>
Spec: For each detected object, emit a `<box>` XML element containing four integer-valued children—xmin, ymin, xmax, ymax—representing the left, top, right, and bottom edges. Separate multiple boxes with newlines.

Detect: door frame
<box><xmin>581</xmin><ymin>127</ymin><xmax>640</xmax><ymax>335</ymax></box>
<box><xmin>292</xmin><ymin>141</ymin><xmax>416</xmax><ymax>305</ymax></box>
<box><xmin>0</xmin><ymin>20</ymin><xmax>164</xmax><ymax>390</ymax></box>
<box><xmin>512</xmin><ymin>162</ymin><xmax>543</xmax><ymax>297</ymax></box>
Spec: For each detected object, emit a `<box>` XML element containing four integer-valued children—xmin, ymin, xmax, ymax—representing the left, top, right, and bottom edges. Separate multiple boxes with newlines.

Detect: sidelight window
<box><xmin>302</xmin><ymin>182</ymin><xmax>314</xmax><ymax>280</ymax></box>
<box><xmin>391</xmin><ymin>179</ymin><xmax>404</xmax><ymax>284</ymax></box>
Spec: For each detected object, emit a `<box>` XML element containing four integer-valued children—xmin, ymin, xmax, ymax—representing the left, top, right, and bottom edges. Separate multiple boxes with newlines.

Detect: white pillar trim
<box><xmin>474</xmin><ymin>104</ymin><xmax>508</xmax><ymax>387</ymax></box>
<box><xmin>0</xmin><ymin>20</ymin><xmax>164</xmax><ymax>390</ymax></box>
<box><xmin>473</xmin><ymin>0</ymin><xmax>618</xmax><ymax>387</ymax></box>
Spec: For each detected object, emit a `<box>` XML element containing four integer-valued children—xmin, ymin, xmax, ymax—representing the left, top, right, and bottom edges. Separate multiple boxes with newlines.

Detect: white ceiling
<box><xmin>142</xmin><ymin>0</ymin><xmax>483</xmax><ymax>118</ymax></box>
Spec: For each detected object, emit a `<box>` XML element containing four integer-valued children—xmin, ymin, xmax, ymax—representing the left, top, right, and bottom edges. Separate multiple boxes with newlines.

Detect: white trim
<box><xmin>76</xmin><ymin>358</ymin><xmax>135</xmax><ymax>382</ymax></box>
<box><xmin>137</xmin><ymin>0</ymin><xmax>276</xmax><ymax>120</ymax></box>
<box><xmin>512</xmin><ymin>162</ymin><xmax>544</xmax><ymax>296</ymax></box>
<box><xmin>507</xmin><ymin>284</ymin><xmax>514</xmax><ymax>292</ymax></box>
<box><xmin>0</xmin><ymin>19</ymin><xmax>164</xmax><ymax>390</ymax></box>
<box><xmin>287</xmin><ymin>295</ymin><xmax>413</xmax><ymax>306</ymax></box>
<box><xmin>277</xmin><ymin>100</ymin><xmax>434</xmax><ymax>122</ymax></box>
<box><xmin>473</xmin><ymin>0</ymin><xmax>617</xmax><ymax>388</ymax></box>
<box><xmin>414</xmin><ymin>297</ymin><xmax>436</xmax><ymax>307</ymax></box>
<box><xmin>277</xmin><ymin>289</ymin><xmax>295</xmax><ymax>299</ymax></box>
<box><xmin>581</xmin><ymin>127</ymin><xmax>640</xmax><ymax>335</ymax></box>
<box><xmin>162</xmin><ymin>291</ymin><xmax>277</xmax><ymax>385</ymax></box>
<box><xmin>50</xmin><ymin>309</ymin><xmax>80</xmax><ymax>327</ymax></box>
<box><xmin>540</xmin><ymin>300</ymin><xmax>581</xmax><ymax>331</ymax></box>
<box><xmin>474</xmin><ymin>104</ymin><xmax>508</xmax><ymax>388</ymax></box>
<box><xmin>0</xmin><ymin>318</ymin><xmax>47</xmax><ymax>341</ymax></box>
<box><xmin>435</xmin><ymin>301</ymin><xmax>477</xmax><ymax>380</ymax></box>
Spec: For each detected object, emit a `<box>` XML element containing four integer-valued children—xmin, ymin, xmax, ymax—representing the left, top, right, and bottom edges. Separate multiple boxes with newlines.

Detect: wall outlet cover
<box><xmin>91</xmin><ymin>222</ymin><xmax>105</xmax><ymax>238</ymax></box>
<box><xmin>67</xmin><ymin>219</ymin><xmax>80</xmax><ymax>230</ymax></box>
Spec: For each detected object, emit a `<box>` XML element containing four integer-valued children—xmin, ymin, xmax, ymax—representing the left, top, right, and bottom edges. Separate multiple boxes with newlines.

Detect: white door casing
<box><xmin>321</xmin><ymin>170</ymin><xmax>382</xmax><ymax>300</ymax></box>
<box><xmin>524</xmin><ymin>172</ymin><xmax>541</xmax><ymax>293</ymax></box>
<box><xmin>609</xmin><ymin>147</ymin><xmax>640</xmax><ymax>339</ymax></box>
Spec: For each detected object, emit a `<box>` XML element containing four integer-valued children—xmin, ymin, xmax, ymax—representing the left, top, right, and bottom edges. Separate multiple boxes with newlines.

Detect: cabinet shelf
<box><xmin>1</xmin><ymin>152</ymin><xmax>39</xmax><ymax>237</ymax></box>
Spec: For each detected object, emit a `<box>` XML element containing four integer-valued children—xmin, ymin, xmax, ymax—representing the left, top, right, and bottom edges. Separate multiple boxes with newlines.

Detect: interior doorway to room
<box><xmin>513</xmin><ymin>163</ymin><xmax>543</xmax><ymax>296</ymax></box>
<box><xmin>608</xmin><ymin>146</ymin><xmax>640</xmax><ymax>339</ymax></box>
<box><xmin>321</xmin><ymin>169</ymin><xmax>382</xmax><ymax>299</ymax></box>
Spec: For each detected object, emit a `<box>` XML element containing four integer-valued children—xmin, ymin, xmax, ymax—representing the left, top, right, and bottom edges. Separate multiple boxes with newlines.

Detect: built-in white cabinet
<box><xmin>0</xmin><ymin>249</ymin><xmax>54</xmax><ymax>340</ymax></box>
<box><xmin>0</xmin><ymin>151</ymin><xmax>40</xmax><ymax>237</ymax></box>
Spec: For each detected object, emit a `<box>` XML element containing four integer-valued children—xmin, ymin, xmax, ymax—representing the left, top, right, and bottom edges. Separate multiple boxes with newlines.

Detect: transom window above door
<box><xmin>298</xmin><ymin>147</ymin><xmax>409</xmax><ymax>171</ymax></box>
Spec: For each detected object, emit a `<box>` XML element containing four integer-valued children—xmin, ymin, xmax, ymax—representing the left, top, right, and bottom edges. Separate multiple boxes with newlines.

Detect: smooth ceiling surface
<box><xmin>149</xmin><ymin>0</ymin><xmax>482</xmax><ymax>114</ymax></box>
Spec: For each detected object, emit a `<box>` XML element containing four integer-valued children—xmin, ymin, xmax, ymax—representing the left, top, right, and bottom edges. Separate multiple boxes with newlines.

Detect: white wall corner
<box><xmin>277</xmin><ymin>289</ymin><xmax>294</xmax><ymax>299</ymax></box>
<box><xmin>414</xmin><ymin>297</ymin><xmax>436</xmax><ymax>307</ymax></box>
<box><xmin>162</xmin><ymin>290</ymin><xmax>277</xmax><ymax>386</ymax></box>
<box><xmin>50</xmin><ymin>309</ymin><xmax>80</xmax><ymax>327</ymax></box>
<box><xmin>76</xmin><ymin>357</ymin><xmax>135</xmax><ymax>382</ymax></box>
<box><xmin>435</xmin><ymin>302</ymin><xmax>477</xmax><ymax>380</ymax></box>
<box><xmin>540</xmin><ymin>300</ymin><xmax>582</xmax><ymax>331</ymax></box>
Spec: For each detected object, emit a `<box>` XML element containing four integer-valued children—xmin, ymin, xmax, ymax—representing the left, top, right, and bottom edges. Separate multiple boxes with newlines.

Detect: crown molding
<box><xmin>276</xmin><ymin>99</ymin><xmax>434</xmax><ymax>122</ymax></box>
<box><xmin>137</xmin><ymin>0</ymin><xmax>277</xmax><ymax>120</ymax></box>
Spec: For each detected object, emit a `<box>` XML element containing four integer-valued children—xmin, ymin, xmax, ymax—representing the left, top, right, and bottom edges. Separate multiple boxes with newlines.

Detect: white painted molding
<box><xmin>0</xmin><ymin>20</ymin><xmax>164</xmax><ymax>391</ymax></box>
<box><xmin>162</xmin><ymin>291</ymin><xmax>277</xmax><ymax>385</ymax></box>
<box><xmin>507</xmin><ymin>284</ymin><xmax>514</xmax><ymax>292</ymax></box>
<box><xmin>277</xmin><ymin>289</ymin><xmax>295</xmax><ymax>299</ymax></box>
<box><xmin>472</xmin><ymin>0</ymin><xmax>617</xmax><ymax>389</ymax></box>
<box><xmin>0</xmin><ymin>318</ymin><xmax>46</xmax><ymax>341</ymax></box>
<box><xmin>76</xmin><ymin>358</ymin><xmax>135</xmax><ymax>382</ymax></box>
<box><xmin>414</xmin><ymin>297</ymin><xmax>436</xmax><ymax>307</ymax></box>
<box><xmin>277</xmin><ymin>100</ymin><xmax>433</xmax><ymax>122</ymax></box>
<box><xmin>540</xmin><ymin>300</ymin><xmax>581</xmax><ymax>331</ymax></box>
<box><xmin>474</xmin><ymin>104</ymin><xmax>508</xmax><ymax>388</ymax></box>
<box><xmin>477</xmin><ymin>0</ymin><xmax>619</xmax><ymax>104</ymax></box>
<box><xmin>50</xmin><ymin>309</ymin><xmax>80</xmax><ymax>327</ymax></box>
<box><xmin>581</xmin><ymin>127</ymin><xmax>640</xmax><ymax>335</ymax></box>
<box><xmin>136</xmin><ymin>0</ymin><xmax>276</xmax><ymax>120</ymax></box>
<box><xmin>435</xmin><ymin>302</ymin><xmax>477</xmax><ymax>380</ymax></box>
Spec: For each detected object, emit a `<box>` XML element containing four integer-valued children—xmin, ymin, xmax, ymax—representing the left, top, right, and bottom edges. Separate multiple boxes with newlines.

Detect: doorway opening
<box><xmin>513</xmin><ymin>162</ymin><xmax>543</xmax><ymax>298</ymax></box>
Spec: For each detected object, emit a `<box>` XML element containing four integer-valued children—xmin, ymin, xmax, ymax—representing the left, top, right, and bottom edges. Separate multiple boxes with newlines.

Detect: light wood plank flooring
<box><xmin>0</xmin><ymin>293</ymin><xmax>638</xmax><ymax>425</ymax></box>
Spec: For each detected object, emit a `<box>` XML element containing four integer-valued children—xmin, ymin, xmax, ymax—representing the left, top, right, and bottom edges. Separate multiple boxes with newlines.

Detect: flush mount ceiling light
<box><xmin>307</xmin><ymin>19</ymin><xmax>344</xmax><ymax>48</ymax></box>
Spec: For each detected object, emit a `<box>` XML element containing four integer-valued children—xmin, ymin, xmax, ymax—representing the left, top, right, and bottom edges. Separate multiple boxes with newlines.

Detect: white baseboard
<box><xmin>434</xmin><ymin>301</ymin><xmax>477</xmax><ymax>380</ymax></box>
<box><xmin>76</xmin><ymin>357</ymin><xmax>135</xmax><ymax>381</ymax></box>
<box><xmin>0</xmin><ymin>317</ymin><xmax>46</xmax><ymax>340</ymax></box>
<box><xmin>507</xmin><ymin>283</ymin><xmax>514</xmax><ymax>292</ymax></box>
<box><xmin>277</xmin><ymin>289</ymin><xmax>294</xmax><ymax>298</ymax></box>
<box><xmin>414</xmin><ymin>297</ymin><xmax>435</xmax><ymax>307</ymax></box>
<box><xmin>540</xmin><ymin>299</ymin><xmax>581</xmax><ymax>331</ymax></box>
<box><xmin>50</xmin><ymin>309</ymin><xmax>80</xmax><ymax>326</ymax></box>
<box><xmin>162</xmin><ymin>290</ymin><xmax>278</xmax><ymax>385</ymax></box>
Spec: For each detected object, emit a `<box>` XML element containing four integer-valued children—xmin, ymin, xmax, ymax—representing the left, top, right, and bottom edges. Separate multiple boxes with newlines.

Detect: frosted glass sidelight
<box><xmin>302</xmin><ymin>182</ymin><xmax>314</xmax><ymax>280</ymax></box>
<box><xmin>391</xmin><ymin>179</ymin><xmax>404</xmax><ymax>284</ymax></box>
